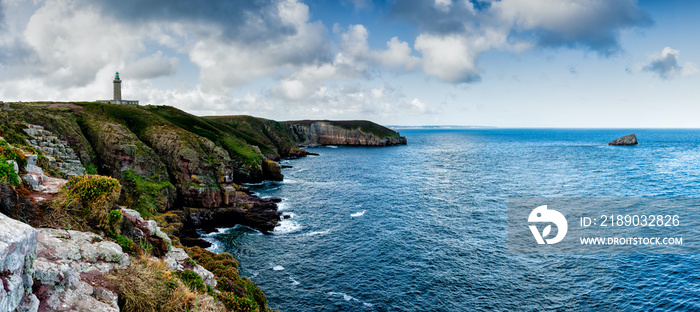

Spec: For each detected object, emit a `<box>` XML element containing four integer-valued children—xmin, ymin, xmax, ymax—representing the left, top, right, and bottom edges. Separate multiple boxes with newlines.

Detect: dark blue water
<box><xmin>206</xmin><ymin>129</ymin><xmax>700</xmax><ymax>311</ymax></box>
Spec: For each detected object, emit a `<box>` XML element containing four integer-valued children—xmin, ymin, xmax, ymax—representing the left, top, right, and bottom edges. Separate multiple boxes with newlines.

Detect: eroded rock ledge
<box><xmin>283</xmin><ymin>120</ymin><xmax>407</xmax><ymax>146</ymax></box>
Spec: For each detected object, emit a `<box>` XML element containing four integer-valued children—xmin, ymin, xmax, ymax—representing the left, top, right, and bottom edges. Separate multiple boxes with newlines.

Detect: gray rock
<box><xmin>163</xmin><ymin>247</ymin><xmax>217</xmax><ymax>288</ymax></box>
<box><xmin>609</xmin><ymin>134</ymin><xmax>638</xmax><ymax>145</ymax></box>
<box><xmin>0</xmin><ymin>212</ymin><xmax>38</xmax><ymax>312</ymax></box>
<box><xmin>33</xmin><ymin>229</ymin><xmax>127</xmax><ymax>312</ymax></box>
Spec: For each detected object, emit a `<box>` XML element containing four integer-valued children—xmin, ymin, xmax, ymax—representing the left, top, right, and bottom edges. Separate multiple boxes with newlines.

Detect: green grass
<box><xmin>144</xmin><ymin>106</ymin><xmax>264</xmax><ymax>168</ymax></box>
<box><xmin>120</xmin><ymin>170</ymin><xmax>175</xmax><ymax>218</ymax></box>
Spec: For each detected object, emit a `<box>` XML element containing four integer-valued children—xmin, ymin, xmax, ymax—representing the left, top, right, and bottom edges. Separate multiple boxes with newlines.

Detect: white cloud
<box><xmin>20</xmin><ymin>0</ymin><xmax>146</xmax><ymax>87</ymax></box>
<box><xmin>434</xmin><ymin>0</ymin><xmax>452</xmax><ymax>12</ymax></box>
<box><xmin>415</xmin><ymin>34</ymin><xmax>481</xmax><ymax>83</ymax></box>
<box><xmin>189</xmin><ymin>0</ymin><xmax>329</xmax><ymax>93</ymax></box>
<box><xmin>643</xmin><ymin>47</ymin><xmax>697</xmax><ymax>80</ymax></box>
<box><xmin>125</xmin><ymin>51</ymin><xmax>179</xmax><ymax>80</ymax></box>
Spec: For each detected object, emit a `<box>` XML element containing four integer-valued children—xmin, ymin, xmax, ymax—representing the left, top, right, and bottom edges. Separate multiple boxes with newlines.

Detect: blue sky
<box><xmin>0</xmin><ymin>0</ymin><xmax>697</xmax><ymax>127</ymax></box>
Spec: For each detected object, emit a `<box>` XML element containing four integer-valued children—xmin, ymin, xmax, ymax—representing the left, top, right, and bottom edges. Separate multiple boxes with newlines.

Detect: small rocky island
<box><xmin>0</xmin><ymin>101</ymin><xmax>405</xmax><ymax>312</ymax></box>
<box><xmin>609</xmin><ymin>134</ymin><xmax>638</xmax><ymax>145</ymax></box>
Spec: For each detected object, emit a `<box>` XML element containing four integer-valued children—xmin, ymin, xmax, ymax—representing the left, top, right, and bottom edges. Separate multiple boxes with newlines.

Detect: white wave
<box><xmin>350</xmin><ymin>210</ymin><xmax>366</xmax><ymax>217</ymax></box>
<box><xmin>274</xmin><ymin>219</ymin><xmax>301</xmax><ymax>234</ymax></box>
<box><xmin>250</xmin><ymin>271</ymin><xmax>259</xmax><ymax>278</ymax></box>
<box><xmin>277</xmin><ymin>202</ymin><xmax>290</xmax><ymax>211</ymax></box>
<box><xmin>282</xmin><ymin>212</ymin><xmax>297</xmax><ymax>219</ymax></box>
<box><xmin>328</xmin><ymin>292</ymin><xmax>373</xmax><ymax>307</ymax></box>
<box><xmin>306</xmin><ymin>229</ymin><xmax>330</xmax><ymax>236</ymax></box>
<box><xmin>328</xmin><ymin>292</ymin><xmax>354</xmax><ymax>301</ymax></box>
<box><xmin>290</xmin><ymin>277</ymin><xmax>300</xmax><ymax>286</ymax></box>
<box><xmin>273</xmin><ymin>265</ymin><xmax>284</xmax><ymax>271</ymax></box>
<box><xmin>282</xmin><ymin>178</ymin><xmax>297</xmax><ymax>184</ymax></box>
<box><xmin>327</xmin><ymin>145</ymin><xmax>339</xmax><ymax>148</ymax></box>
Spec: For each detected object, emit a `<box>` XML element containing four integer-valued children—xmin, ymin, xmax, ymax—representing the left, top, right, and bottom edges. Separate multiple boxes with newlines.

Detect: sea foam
<box><xmin>350</xmin><ymin>210</ymin><xmax>366</xmax><ymax>217</ymax></box>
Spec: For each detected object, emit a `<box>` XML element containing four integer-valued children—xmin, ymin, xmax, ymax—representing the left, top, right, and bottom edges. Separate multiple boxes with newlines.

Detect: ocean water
<box><xmin>205</xmin><ymin>129</ymin><xmax>700</xmax><ymax>311</ymax></box>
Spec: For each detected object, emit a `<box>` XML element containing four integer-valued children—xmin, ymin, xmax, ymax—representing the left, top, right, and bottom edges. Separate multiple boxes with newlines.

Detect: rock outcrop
<box><xmin>33</xmin><ymin>228</ymin><xmax>129</xmax><ymax>312</ymax></box>
<box><xmin>0</xmin><ymin>212</ymin><xmax>38</xmax><ymax>312</ymax></box>
<box><xmin>283</xmin><ymin>120</ymin><xmax>407</xmax><ymax>146</ymax></box>
<box><xmin>609</xmin><ymin>134</ymin><xmax>638</xmax><ymax>145</ymax></box>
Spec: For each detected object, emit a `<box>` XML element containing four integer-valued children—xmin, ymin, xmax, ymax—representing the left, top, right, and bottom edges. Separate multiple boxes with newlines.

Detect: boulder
<box><xmin>33</xmin><ymin>228</ymin><xmax>129</xmax><ymax>312</ymax></box>
<box><xmin>0</xmin><ymin>212</ymin><xmax>38</xmax><ymax>312</ymax></box>
<box><xmin>609</xmin><ymin>134</ymin><xmax>638</xmax><ymax>146</ymax></box>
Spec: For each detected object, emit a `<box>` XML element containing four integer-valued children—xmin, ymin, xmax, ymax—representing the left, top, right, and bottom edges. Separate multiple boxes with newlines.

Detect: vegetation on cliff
<box><xmin>0</xmin><ymin>101</ymin><xmax>405</xmax><ymax>312</ymax></box>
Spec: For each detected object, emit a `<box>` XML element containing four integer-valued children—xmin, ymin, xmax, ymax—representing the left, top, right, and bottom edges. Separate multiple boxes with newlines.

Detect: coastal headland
<box><xmin>0</xmin><ymin>101</ymin><xmax>405</xmax><ymax>312</ymax></box>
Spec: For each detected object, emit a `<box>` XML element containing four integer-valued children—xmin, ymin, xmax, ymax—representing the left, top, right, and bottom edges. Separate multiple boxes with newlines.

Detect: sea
<box><xmin>203</xmin><ymin>129</ymin><xmax>700</xmax><ymax>311</ymax></box>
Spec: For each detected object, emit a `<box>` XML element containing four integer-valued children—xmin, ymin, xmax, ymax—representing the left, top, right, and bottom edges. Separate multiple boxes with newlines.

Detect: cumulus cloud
<box><xmin>90</xmin><ymin>0</ymin><xmax>299</xmax><ymax>43</ymax></box>
<box><xmin>643</xmin><ymin>47</ymin><xmax>698</xmax><ymax>79</ymax></box>
<box><xmin>393</xmin><ymin>0</ymin><xmax>650</xmax><ymax>56</ymax></box>
<box><xmin>189</xmin><ymin>0</ymin><xmax>330</xmax><ymax>93</ymax></box>
<box><xmin>389</xmin><ymin>0</ymin><xmax>651</xmax><ymax>83</ymax></box>
<box><xmin>415</xmin><ymin>33</ymin><xmax>481</xmax><ymax>83</ymax></box>
<box><xmin>491</xmin><ymin>0</ymin><xmax>652</xmax><ymax>55</ymax></box>
<box><xmin>124</xmin><ymin>51</ymin><xmax>179</xmax><ymax>80</ymax></box>
<box><xmin>334</xmin><ymin>25</ymin><xmax>419</xmax><ymax>76</ymax></box>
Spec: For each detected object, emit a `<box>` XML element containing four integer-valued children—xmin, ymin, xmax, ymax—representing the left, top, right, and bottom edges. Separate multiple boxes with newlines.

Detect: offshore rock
<box><xmin>609</xmin><ymin>134</ymin><xmax>638</xmax><ymax>145</ymax></box>
<box><xmin>33</xmin><ymin>228</ymin><xmax>128</xmax><ymax>312</ymax></box>
<box><xmin>0</xmin><ymin>212</ymin><xmax>38</xmax><ymax>312</ymax></box>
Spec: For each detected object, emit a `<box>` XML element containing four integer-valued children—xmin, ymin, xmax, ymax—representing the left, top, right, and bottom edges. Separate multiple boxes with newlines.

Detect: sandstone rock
<box><xmin>0</xmin><ymin>212</ymin><xmax>38</xmax><ymax>312</ymax></box>
<box><xmin>609</xmin><ymin>134</ymin><xmax>638</xmax><ymax>146</ymax></box>
<box><xmin>284</xmin><ymin>120</ymin><xmax>407</xmax><ymax>146</ymax></box>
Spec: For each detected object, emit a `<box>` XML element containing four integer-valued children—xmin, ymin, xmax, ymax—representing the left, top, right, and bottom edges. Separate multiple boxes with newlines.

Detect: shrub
<box><xmin>115</xmin><ymin>235</ymin><xmax>135</xmax><ymax>254</ymax></box>
<box><xmin>186</xmin><ymin>246</ymin><xmax>270</xmax><ymax>310</ymax></box>
<box><xmin>60</xmin><ymin>174</ymin><xmax>121</xmax><ymax>232</ymax></box>
<box><xmin>174</xmin><ymin>270</ymin><xmax>206</xmax><ymax>293</ymax></box>
<box><xmin>0</xmin><ymin>156</ymin><xmax>19</xmax><ymax>185</ymax></box>
<box><xmin>217</xmin><ymin>292</ymin><xmax>259</xmax><ymax>312</ymax></box>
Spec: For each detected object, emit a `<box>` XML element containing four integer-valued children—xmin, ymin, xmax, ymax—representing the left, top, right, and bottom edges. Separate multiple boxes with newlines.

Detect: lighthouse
<box><xmin>98</xmin><ymin>72</ymin><xmax>138</xmax><ymax>105</ymax></box>
<box><xmin>113</xmin><ymin>72</ymin><xmax>122</xmax><ymax>102</ymax></box>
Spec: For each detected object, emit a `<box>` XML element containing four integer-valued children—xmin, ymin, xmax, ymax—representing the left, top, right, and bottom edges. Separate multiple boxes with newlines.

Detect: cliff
<box><xmin>0</xmin><ymin>101</ymin><xmax>404</xmax><ymax>311</ymax></box>
<box><xmin>282</xmin><ymin>120</ymin><xmax>407</xmax><ymax>146</ymax></box>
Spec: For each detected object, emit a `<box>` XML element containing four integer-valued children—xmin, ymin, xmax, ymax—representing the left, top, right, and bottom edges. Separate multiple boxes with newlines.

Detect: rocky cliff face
<box><xmin>283</xmin><ymin>120</ymin><xmax>407</xmax><ymax>146</ymax></box>
<box><xmin>0</xmin><ymin>212</ymin><xmax>38</xmax><ymax>312</ymax></box>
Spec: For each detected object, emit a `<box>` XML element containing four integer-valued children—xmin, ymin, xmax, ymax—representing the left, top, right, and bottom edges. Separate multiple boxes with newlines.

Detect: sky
<box><xmin>0</xmin><ymin>0</ymin><xmax>698</xmax><ymax>127</ymax></box>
